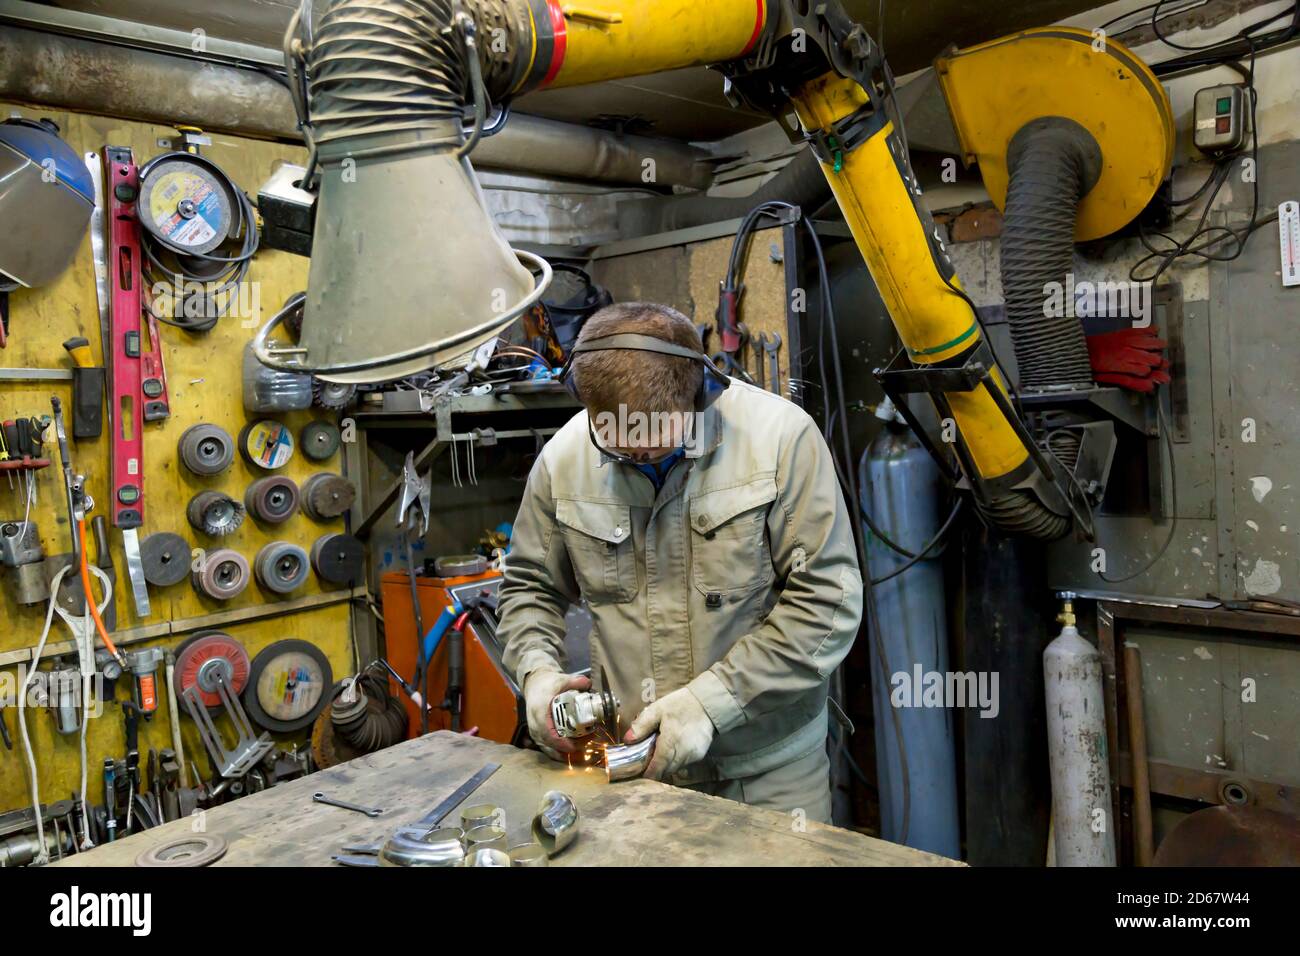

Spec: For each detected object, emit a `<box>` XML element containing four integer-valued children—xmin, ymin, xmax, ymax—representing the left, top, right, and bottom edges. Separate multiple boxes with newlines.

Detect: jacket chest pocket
<box><xmin>555</xmin><ymin>499</ymin><xmax>638</xmax><ymax>605</ymax></box>
<box><xmin>689</xmin><ymin>478</ymin><xmax>778</xmax><ymax>598</ymax></box>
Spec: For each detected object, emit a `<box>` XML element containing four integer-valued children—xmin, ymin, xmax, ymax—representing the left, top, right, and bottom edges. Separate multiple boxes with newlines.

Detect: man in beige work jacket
<box><xmin>498</xmin><ymin>302</ymin><xmax>863</xmax><ymax>822</ymax></box>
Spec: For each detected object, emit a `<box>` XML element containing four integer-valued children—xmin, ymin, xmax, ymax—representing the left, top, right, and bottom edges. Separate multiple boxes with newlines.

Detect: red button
<box><xmin>1216</xmin><ymin>117</ymin><xmax>1231</xmax><ymax>134</ymax></box>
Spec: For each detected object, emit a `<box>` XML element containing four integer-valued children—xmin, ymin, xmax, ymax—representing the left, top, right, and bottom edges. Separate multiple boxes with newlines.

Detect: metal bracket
<box><xmin>181</xmin><ymin>676</ymin><xmax>273</xmax><ymax>779</ymax></box>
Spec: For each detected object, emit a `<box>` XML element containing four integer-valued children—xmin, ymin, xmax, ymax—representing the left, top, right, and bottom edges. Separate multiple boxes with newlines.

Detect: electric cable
<box><xmin>139</xmin><ymin>156</ymin><xmax>260</xmax><ymax>333</ymax></box>
<box><xmin>1099</xmin><ymin>401</ymin><xmax>1180</xmax><ymax>583</ymax></box>
<box><xmin>869</xmin><ymin>499</ymin><xmax>964</xmax><ymax>586</ymax></box>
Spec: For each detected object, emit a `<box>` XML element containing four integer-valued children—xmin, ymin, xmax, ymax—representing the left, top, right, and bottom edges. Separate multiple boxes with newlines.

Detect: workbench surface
<box><xmin>59</xmin><ymin>732</ymin><xmax>959</xmax><ymax>866</ymax></box>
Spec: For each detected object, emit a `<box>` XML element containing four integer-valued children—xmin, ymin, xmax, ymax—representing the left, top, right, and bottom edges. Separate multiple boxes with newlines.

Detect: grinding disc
<box><xmin>244</xmin><ymin>475</ymin><xmax>300</xmax><ymax>524</ymax></box>
<box><xmin>300</xmin><ymin>419</ymin><xmax>341</xmax><ymax>461</ymax></box>
<box><xmin>172</xmin><ymin>630</ymin><xmax>250</xmax><ymax>707</ymax></box>
<box><xmin>140</xmin><ymin>532</ymin><xmax>192</xmax><ymax>587</ymax></box>
<box><xmin>313</xmin><ymin>379</ymin><xmax>357</xmax><ymax>410</ymax></box>
<box><xmin>238</xmin><ymin>419</ymin><xmax>295</xmax><ymax>471</ymax></box>
<box><xmin>300</xmin><ymin>473</ymin><xmax>356</xmax><ymax>521</ymax></box>
<box><xmin>186</xmin><ymin>490</ymin><xmax>245</xmax><ymax>536</ymax></box>
<box><xmin>135</xmin><ymin>833</ymin><xmax>228</xmax><ymax>868</ymax></box>
<box><xmin>191</xmin><ymin>548</ymin><xmax>250</xmax><ymax>601</ymax></box>
<box><xmin>310</xmin><ymin>533</ymin><xmax>366</xmax><ymax>584</ymax></box>
<box><xmin>137</xmin><ymin>153</ymin><xmax>239</xmax><ymax>256</ymax></box>
<box><xmin>243</xmin><ymin>639</ymin><xmax>333</xmax><ymax>733</ymax></box>
<box><xmin>254</xmin><ymin>541</ymin><xmax>310</xmax><ymax>595</ymax></box>
<box><xmin>177</xmin><ymin>423</ymin><xmax>234</xmax><ymax>476</ymax></box>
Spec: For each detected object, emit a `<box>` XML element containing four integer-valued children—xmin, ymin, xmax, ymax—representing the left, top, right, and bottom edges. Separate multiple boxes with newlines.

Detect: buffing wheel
<box><xmin>300</xmin><ymin>419</ymin><xmax>341</xmax><ymax>461</ymax></box>
<box><xmin>172</xmin><ymin>631</ymin><xmax>250</xmax><ymax>709</ymax></box>
<box><xmin>254</xmin><ymin>540</ymin><xmax>310</xmax><ymax>594</ymax></box>
<box><xmin>177</xmin><ymin>423</ymin><xmax>234</xmax><ymax>476</ymax></box>
<box><xmin>244</xmin><ymin>475</ymin><xmax>300</xmax><ymax>524</ymax></box>
<box><xmin>300</xmin><ymin>473</ymin><xmax>356</xmax><ymax>521</ymax></box>
<box><xmin>191</xmin><ymin>548</ymin><xmax>250</xmax><ymax>601</ymax></box>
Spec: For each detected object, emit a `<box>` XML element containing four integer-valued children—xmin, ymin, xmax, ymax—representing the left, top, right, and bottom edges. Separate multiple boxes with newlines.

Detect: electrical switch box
<box><xmin>1193</xmin><ymin>84</ymin><xmax>1246</xmax><ymax>154</ymax></box>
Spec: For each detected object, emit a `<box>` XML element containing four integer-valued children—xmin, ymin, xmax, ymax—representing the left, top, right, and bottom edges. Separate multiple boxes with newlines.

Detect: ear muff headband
<box><xmin>560</xmin><ymin>333</ymin><xmax>730</xmax><ymax>411</ymax></box>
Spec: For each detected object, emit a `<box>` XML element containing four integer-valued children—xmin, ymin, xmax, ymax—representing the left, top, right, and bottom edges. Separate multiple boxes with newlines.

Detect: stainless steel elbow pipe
<box><xmin>531</xmin><ymin>791</ymin><xmax>579</xmax><ymax>856</ymax></box>
<box><xmin>604</xmin><ymin>733</ymin><xmax>658</xmax><ymax>782</ymax></box>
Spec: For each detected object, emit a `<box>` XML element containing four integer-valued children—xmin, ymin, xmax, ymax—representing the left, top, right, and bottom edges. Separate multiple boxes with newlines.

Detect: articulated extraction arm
<box><xmin>271</xmin><ymin>0</ymin><xmax>1172</xmax><ymax>539</ymax></box>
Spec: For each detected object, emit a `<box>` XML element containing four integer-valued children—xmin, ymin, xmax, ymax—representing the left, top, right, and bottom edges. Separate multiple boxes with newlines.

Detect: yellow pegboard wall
<box><xmin>0</xmin><ymin>104</ymin><xmax>355</xmax><ymax>817</ymax></box>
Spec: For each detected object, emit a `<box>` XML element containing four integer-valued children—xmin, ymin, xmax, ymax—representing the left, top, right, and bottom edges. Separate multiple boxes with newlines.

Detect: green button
<box><xmin>1216</xmin><ymin>96</ymin><xmax>1232</xmax><ymax>115</ymax></box>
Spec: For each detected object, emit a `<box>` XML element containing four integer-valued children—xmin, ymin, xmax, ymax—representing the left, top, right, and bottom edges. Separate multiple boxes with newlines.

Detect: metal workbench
<box><xmin>57</xmin><ymin>732</ymin><xmax>959</xmax><ymax>867</ymax></box>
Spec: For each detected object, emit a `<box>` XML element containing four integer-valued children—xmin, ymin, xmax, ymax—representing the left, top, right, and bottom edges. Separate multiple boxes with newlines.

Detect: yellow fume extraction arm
<box><xmin>264</xmin><ymin>0</ymin><xmax>1173</xmax><ymax>540</ymax></box>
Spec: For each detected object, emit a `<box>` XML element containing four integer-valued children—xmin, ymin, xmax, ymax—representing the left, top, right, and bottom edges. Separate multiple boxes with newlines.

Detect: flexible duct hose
<box><xmin>971</xmin><ymin>118</ymin><xmax>1103</xmax><ymax>542</ymax></box>
<box><xmin>999</xmin><ymin>117</ymin><xmax>1101</xmax><ymax>390</ymax></box>
<box><xmin>616</xmin><ymin>148</ymin><xmax>833</xmax><ymax>236</ymax></box>
<box><xmin>307</xmin><ymin>0</ymin><xmax>469</xmax><ymax>150</ymax></box>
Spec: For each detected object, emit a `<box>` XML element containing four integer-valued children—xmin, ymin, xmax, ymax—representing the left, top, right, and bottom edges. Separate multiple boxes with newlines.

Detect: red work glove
<box><xmin>1086</xmin><ymin>326</ymin><xmax>1171</xmax><ymax>393</ymax></box>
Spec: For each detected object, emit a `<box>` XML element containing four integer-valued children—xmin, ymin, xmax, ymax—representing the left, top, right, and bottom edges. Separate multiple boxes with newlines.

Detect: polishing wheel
<box><xmin>254</xmin><ymin>541</ymin><xmax>310</xmax><ymax>594</ymax></box>
<box><xmin>177</xmin><ymin>423</ymin><xmax>235</xmax><ymax>476</ymax></box>
<box><xmin>300</xmin><ymin>473</ymin><xmax>356</xmax><ymax>521</ymax></box>
<box><xmin>192</xmin><ymin>548</ymin><xmax>250</xmax><ymax>601</ymax></box>
<box><xmin>172</xmin><ymin>631</ymin><xmax>250</xmax><ymax>710</ymax></box>
<box><xmin>140</xmin><ymin>532</ymin><xmax>192</xmax><ymax>587</ymax></box>
<box><xmin>310</xmin><ymin>532</ymin><xmax>365</xmax><ymax>584</ymax></box>
<box><xmin>245</xmin><ymin>475</ymin><xmax>300</xmax><ymax>524</ymax></box>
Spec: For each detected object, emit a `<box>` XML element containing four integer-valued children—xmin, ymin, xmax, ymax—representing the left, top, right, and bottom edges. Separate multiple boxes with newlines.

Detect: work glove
<box><xmin>1086</xmin><ymin>326</ymin><xmax>1171</xmax><ymax>393</ymax></box>
<box><xmin>523</xmin><ymin>669</ymin><xmax>590</xmax><ymax>760</ymax></box>
<box><xmin>625</xmin><ymin>686</ymin><xmax>716</xmax><ymax>781</ymax></box>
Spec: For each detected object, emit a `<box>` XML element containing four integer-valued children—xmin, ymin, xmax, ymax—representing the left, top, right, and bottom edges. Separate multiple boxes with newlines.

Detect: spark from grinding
<box><xmin>1243</xmin><ymin>558</ymin><xmax>1283</xmax><ymax>596</ymax></box>
<box><xmin>1249</xmin><ymin>476</ymin><xmax>1273</xmax><ymax>502</ymax></box>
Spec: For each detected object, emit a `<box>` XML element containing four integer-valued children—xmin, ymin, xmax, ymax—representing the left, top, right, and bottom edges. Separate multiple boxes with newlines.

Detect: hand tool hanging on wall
<box><xmin>102</xmin><ymin>146</ymin><xmax>152</xmax><ymax>619</ymax></box>
<box><xmin>62</xmin><ymin>337</ymin><xmax>105</xmax><ymax>439</ymax></box>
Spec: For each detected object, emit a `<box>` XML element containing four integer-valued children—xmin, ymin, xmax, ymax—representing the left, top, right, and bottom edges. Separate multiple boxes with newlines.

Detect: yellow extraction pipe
<box><xmin>790</xmin><ymin>74</ymin><xmax>1029</xmax><ymax>482</ymax></box>
<box><xmin>520</xmin><ymin>0</ymin><xmax>768</xmax><ymax>90</ymax></box>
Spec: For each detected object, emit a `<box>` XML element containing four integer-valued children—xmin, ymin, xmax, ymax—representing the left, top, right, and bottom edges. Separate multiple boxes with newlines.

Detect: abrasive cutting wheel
<box><xmin>177</xmin><ymin>423</ymin><xmax>235</xmax><ymax>476</ymax></box>
<box><xmin>238</xmin><ymin>419</ymin><xmax>296</xmax><ymax>471</ymax></box>
<box><xmin>187</xmin><ymin>490</ymin><xmax>245</xmax><ymax>536</ymax></box>
<box><xmin>299</xmin><ymin>420</ymin><xmax>341</xmax><ymax>461</ymax></box>
<box><xmin>254</xmin><ymin>541</ymin><xmax>310</xmax><ymax>595</ymax></box>
<box><xmin>172</xmin><ymin>631</ymin><xmax>250</xmax><ymax>712</ymax></box>
<box><xmin>300</xmin><ymin>473</ymin><xmax>356</xmax><ymax>521</ymax></box>
<box><xmin>310</xmin><ymin>532</ymin><xmax>365</xmax><ymax>585</ymax></box>
<box><xmin>140</xmin><ymin>531</ymin><xmax>193</xmax><ymax>587</ymax></box>
<box><xmin>191</xmin><ymin>548</ymin><xmax>250</xmax><ymax>601</ymax></box>
<box><xmin>243</xmin><ymin>639</ymin><xmax>333</xmax><ymax>733</ymax></box>
<box><xmin>244</xmin><ymin>475</ymin><xmax>300</xmax><ymax>524</ymax></box>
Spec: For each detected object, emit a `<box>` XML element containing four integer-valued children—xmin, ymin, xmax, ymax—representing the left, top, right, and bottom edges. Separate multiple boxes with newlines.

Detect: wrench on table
<box><xmin>313</xmin><ymin>791</ymin><xmax>385</xmax><ymax>817</ymax></box>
